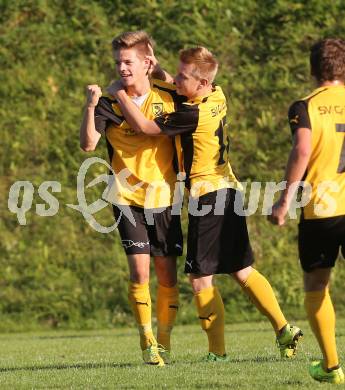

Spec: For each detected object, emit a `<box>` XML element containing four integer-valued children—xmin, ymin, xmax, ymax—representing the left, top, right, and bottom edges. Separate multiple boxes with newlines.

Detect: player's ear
<box><xmin>199</xmin><ymin>78</ymin><xmax>209</xmax><ymax>89</ymax></box>
<box><xmin>143</xmin><ymin>57</ymin><xmax>151</xmax><ymax>70</ymax></box>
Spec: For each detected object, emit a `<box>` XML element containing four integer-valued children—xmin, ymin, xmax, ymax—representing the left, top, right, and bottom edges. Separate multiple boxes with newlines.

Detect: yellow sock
<box><xmin>128</xmin><ymin>282</ymin><xmax>156</xmax><ymax>350</ymax></box>
<box><xmin>241</xmin><ymin>269</ymin><xmax>287</xmax><ymax>333</ymax></box>
<box><xmin>156</xmin><ymin>284</ymin><xmax>179</xmax><ymax>350</ymax></box>
<box><xmin>194</xmin><ymin>286</ymin><xmax>225</xmax><ymax>356</ymax></box>
<box><xmin>305</xmin><ymin>288</ymin><xmax>339</xmax><ymax>369</ymax></box>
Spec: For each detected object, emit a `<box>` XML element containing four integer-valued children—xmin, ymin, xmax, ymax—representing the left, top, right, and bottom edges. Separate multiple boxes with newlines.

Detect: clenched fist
<box><xmin>86</xmin><ymin>84</ymin><xmax>102</xmax><ymax>107</ymax></box>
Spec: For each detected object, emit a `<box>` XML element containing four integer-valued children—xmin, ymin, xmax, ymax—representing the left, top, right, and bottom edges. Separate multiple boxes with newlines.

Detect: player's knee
<box><xmin>231</xmin><ymin>266</ymin><xmax>253</xmax><ymax>284</ymax></box>
<box><xmin>304</xmin><ymin>278</ymin><xmax>329</xmax><ymax>292</ymax></box>
<box><xmin>303</xmin><ymin>269</ymin><xmax>330</xmax><ymax>292</ymax></box>
<box><xmin>189</xmin><ymin>274</ymin><xmax>213</xmax><ymax>293</ymax></box>
<box><xmin>155</xmin><ymin>258</ymin><xmax>177</xmax><ymax>287</ymax></box>
<box><xmin>129</xmin><ymin>270</ymin><xmax>149</xmax><ymax>284</ymax></box>
<box><xmin>156</xmin><ymin>273</ymin><xmax>177</xmax><ymax>287</ymax></box>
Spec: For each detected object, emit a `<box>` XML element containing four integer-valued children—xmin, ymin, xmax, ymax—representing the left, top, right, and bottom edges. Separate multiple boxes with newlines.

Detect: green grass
<box><xmin>0</xmin><ymin>319</ymin><xmax>344</xmax><ymax>389</ymax></box>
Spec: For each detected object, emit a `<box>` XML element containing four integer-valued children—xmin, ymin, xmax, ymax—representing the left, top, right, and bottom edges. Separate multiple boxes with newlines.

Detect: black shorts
<box><xmin>185</xmin><ymin>188</ymin><xmax>254</xmax><ymax>275</ymax></box>
<box><xmin>112</xmin><ymin>205</ymin><xmax>183</xmax><ymax>257</ymax></box>
<box><xmin>298</xmin><ymin>215</ymin><xmax>345</xmax><ymax>272</ymax></box>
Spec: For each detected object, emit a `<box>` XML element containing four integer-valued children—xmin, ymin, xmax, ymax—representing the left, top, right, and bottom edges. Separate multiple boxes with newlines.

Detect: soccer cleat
<box><xmin>309</xmin><ymin>360</ymin><xmax>345</xmax><ymax>384</ymax></box>
<box><xmin>158</xmin><ymin>345</ymin><xmax>171</xmax><ymax>364</ymax></box>
<box><xmin>276</xmin><ymin>324</ymin><xmax>303</xmax><ymax>358</ymax></box>
<box><xmin>204</xmin><ymin>352</ymin><xmax>229</xmax><ymax>362</ymax></box>
<box><xmin>142</xmin><ymin>343</ymin><xmax>165</xmax><ymax>366</ymax></box>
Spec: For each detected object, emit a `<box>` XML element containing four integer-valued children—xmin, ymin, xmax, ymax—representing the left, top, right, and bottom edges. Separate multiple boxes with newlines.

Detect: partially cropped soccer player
<box><xmin>110</xmin><ymin>46</ymin><xmax>302</xmax><ymax>361</ymax></box>
<box><xmin>79</xmin><ymin>31</ymin><xmax>184</xmax><ymax>366</ymax></box>
<box><xmin>269</xmin><ymin>38</ymin><xmax>345</xmax><ymax>384</ymax></box>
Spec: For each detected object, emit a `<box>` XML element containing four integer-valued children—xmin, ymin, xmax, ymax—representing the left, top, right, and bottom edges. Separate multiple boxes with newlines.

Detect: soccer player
<box><xmin>109</xmin><ymin>46</ymin><xmax>302</xmax><ymax>361</ymax></box>
<box><xmin>79</xmin><ymin>31</ymin><xmax>184</xmax><ymax>366</ymax></box>
<box><xmin>269</xmin><ymin>38</ymin><xmax>345</xmax><ymax>384</ymax></box>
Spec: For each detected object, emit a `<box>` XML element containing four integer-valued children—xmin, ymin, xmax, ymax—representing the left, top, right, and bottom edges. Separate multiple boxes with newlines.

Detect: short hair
<box><xmin>179</xmin><ymin>47</ymin><xmax>218</xmax><ymax>83</ymax></box>
<box><xmin>310</xmin><ymin>38</ymin><xmax>345</xmax><ymax>82</ymax></box>
<box><xmin>111</xmin><ymin>31</ymin><xmax>154</xmax><ymax>58</ymax></box>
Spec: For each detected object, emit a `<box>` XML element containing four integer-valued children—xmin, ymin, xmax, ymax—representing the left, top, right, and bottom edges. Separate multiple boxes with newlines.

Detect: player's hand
<box><xmin>86</xmin><ymin>85</ymin><xmax>102</xmax><ymax>108</ymax></box>
<box><xmin>145</xmin><ymin>43</ymin><xmax>158</xmax><ymax>75</ymax></box>
<box><xmin>268</xmin><ymin>199</ymin><xmax>289</xmax><ymax>226</ymax></box>
<box><xmin>106</xmin><ymin>79</ymin><xmax>125</xmax><ymax>97</ymax></box>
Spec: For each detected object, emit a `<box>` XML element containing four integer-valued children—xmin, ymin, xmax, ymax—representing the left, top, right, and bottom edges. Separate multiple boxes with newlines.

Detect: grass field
<box><xmin>0</xmin><ymin>319</ymin><xmax>344</xmax><ymax>389</ymax></box>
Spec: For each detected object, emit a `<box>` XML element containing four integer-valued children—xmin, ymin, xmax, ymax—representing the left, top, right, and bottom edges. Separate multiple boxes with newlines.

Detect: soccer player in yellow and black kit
<box><xmin>111</xmin><ymin>46</ymin><xmax>302</xmax><ymax>361</ymax></box>
<box><xmin>79</xmin><ymin>31</ymin><xmax>184</xmax><ymax>366</ymax></box>
<box><xmin>270</xmin><ymin>38</ymin><xmax>345</xmax><ymax>384</ymax></box>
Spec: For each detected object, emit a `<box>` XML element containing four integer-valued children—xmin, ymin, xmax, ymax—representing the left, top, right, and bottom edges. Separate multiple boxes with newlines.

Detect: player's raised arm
<box><xmin>79</xmin><ymin>84</ymin><xmax>102</xmax><ymax>151</ymax></box>
<box><xmin>146</xmin><ymin>44</ymin><xmax>174</xmax><ymax>83</ymax></box>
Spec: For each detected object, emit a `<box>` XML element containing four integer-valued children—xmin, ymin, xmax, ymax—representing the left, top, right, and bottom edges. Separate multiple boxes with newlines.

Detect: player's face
<box><xmin>115</xmin><ymin>48</ymin><xmax>149</xmax><ymax>88</ymax></box>
<box><xmin>174</xmin><ymin>62</ymin><xmax>201</xmax><ymax>99</ymax></box>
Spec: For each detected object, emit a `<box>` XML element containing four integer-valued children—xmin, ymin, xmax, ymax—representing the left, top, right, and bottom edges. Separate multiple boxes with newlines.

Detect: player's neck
<box><xmin>319</xmin><ymin>79</ymin><xmax>344</xmax><ymax>87</ymax></box>
<box><xmin>126</xmin><ymin>79</ymin><xmax>151</xmax><ymax>97</ymax></box>
<box><xmin>189</xmin><ymin>85</ymin><xmax>213</xmax><ymax>101</ymax></box>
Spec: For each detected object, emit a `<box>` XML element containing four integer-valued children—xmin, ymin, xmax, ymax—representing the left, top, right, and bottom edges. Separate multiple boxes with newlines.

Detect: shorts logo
<box><xmin>152</xmin><ymin>103</ymin><xmax>163</xmax><ymax>117</ymax></box>
<box><xmin>185</xmin><ymin>259</ymin><xmax>193</xmax><ymax>269</ymax></box>
<box><xmin>290</xmin><ymin>115</ymin><xmax>299</xmax><ymax>124</ymax></box>
<box><xmin>122</xmin><ymin>240</ymin><xmax>149</xmax><ymax>249</ymax></box>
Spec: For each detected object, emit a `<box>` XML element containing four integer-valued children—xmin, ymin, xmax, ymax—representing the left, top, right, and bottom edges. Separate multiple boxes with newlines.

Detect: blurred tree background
<box><xmin>1</xmin><ymin>0</ymin><xmax>345</xmax><ymax>330</ymax></box>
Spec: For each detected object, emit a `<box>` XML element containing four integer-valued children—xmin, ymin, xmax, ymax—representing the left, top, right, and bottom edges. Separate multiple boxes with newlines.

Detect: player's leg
<box><xmin>186</xmin><ymin>190</ymin><xmax>228</xmax><ymax>360</ymax></box>
<box><xmin>154</xmin><ymin>255</ymin><xmax>178</xmax><ymax>362</ymax></box>
<box><xmin>232</xmin><ymin>266</ymin><xmax>287</xmax><ymax>334</ymax></box>
<box><xmin>301</xmin><ymin>217</ymin><xmax>344</xmax><ymax>383</ymax></box>
<box><xmin>190</xmin><ymin>274</ymin><xmax>227</xmax><ymax>360</ymax></box>
<box><xmin>114</xmin><ymin>205</ymin><xmax>163</xmax><ymax>366</ymax></box>
<box><xmin>304</xmin><ymin>268</ymin><xmax>340</xmax><ymax>366</ymax></box>
<box><xmin>148</xmin><ymin>207</ymin><xmax>182</xmax><ymax>362</ymax></box>
<box><xmin>305</xmin><ymin>269</ymin><xmax>344</xmax><ymax>383</ymax></box>
<box><xmin>232</xmin><ymin>266</ymin><xmax>302</xmax><ymax>358</ymax></box>
<box><xmin>127</xmin><ymin>254</ymin><xmax>155</xmax><ymax>349</ymax></box>
<box><xmin>225</xmin><ymin>189</ymin><xmax>302</xmax><ymax>358</ymax></box>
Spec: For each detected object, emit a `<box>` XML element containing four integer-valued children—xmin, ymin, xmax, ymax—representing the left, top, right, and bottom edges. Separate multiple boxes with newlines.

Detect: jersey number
<box><xmin>336</xmin><ymin>123</ymin><xmax>345</xmax><ymax>173</ymax></box>
<box><xmin>215</xmin><ymin>117</ymin><xmax>229</xmax><ymax>165</ymax></box>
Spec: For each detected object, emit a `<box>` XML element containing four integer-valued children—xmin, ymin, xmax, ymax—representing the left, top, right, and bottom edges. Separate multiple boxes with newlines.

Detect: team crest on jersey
<box><xmin>125</xmin><ymin>128</ymin><xmax>136</xmax><ymax>136</ymax></box>
<box><xmin>152</xmin><ymin>103</ymin><xmax>163</xmax><ymax>117</ymax></box>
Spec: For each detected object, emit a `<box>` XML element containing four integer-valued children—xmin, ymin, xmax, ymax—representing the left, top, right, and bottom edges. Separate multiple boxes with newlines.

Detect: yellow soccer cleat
<box><xmin>309</xmin><ymin>360</ymin><xmax>345</xmax><ymax>384</ymax></box>
<box><xmin>142</xmin><ymin>343</ymin><xmax>165</xmax><ymax>366</ymax></box>
<box><xmin>276</xmin><ymin>324</ymin><xmax>303</xmax><ymax>358</ymax></box>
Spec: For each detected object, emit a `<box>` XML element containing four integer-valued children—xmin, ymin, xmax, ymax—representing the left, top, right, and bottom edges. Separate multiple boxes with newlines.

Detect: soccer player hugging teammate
<box><xmin>270</xmin><ymin>38</ymin><xmax>345</xmax><ymax>384</ymax></box>
<box><xmin>80</xmin><ymin>31</ymin><xmax>185</xmax><ymax>366</ymax></box>
<box><xmin>112</xmin><ymin>46</ymin><xmax>302</xmax><ymax>361</ymax></box>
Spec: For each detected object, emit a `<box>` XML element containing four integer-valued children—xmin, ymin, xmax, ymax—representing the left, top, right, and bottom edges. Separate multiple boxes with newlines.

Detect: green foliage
<box><xmin>1</xmin><ymin>0</ymin><xmax>345</xmax><ymax>329</ymax></box>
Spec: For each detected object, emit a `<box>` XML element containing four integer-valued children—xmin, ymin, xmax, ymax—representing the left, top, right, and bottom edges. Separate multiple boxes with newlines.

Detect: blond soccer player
<box><xmin>80</xmin><ymin>31</ymin><xmax>186</xmax><ymax>366</ymax></box>
<box><xmin>110</xmin><ymin>46</ymin><xmax>302</xmax><ymax>362</ymax></box>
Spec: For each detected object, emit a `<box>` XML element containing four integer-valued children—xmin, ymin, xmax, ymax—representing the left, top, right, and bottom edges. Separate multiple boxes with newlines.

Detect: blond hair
<box><xmin>179</xmin><ymin>47</ymin><xmax>218</xmax><ymax>82</ymax></box>
<box><xmin>111</xmin><ymin>31</ymin><xmax>154</xmax><ymax>58</ymax></box>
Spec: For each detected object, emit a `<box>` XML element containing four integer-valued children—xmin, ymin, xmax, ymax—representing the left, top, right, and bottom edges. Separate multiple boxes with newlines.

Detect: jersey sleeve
<box><xmin>288</xmin><ymin>100</ymin><xmax>311</xmax><ymax>134</ymax></box>
<box><xmin>154</xmin><ymin>103</ymin><xmax>199</xmax><ymax>135</ymax></box>
<box><xmin>94</xmin><ymin>97</ymin><xmax>123</xmax><ymax>133</ymax></box>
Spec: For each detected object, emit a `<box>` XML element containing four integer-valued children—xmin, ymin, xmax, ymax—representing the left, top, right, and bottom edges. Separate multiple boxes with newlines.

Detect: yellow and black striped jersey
<box><xmin>154</xmin><ymin>85</ymin><xmax>238</xmax><ymax>197</ymax></box>
<box><xmin>288</xmin><ymin>85</ymin><xmax>345</xmax><ymax>219</ymax></box>
<box><xmin>94</xmin><ymin>79</ymin><xmax>184</xmax><ymax>208</ymax></box>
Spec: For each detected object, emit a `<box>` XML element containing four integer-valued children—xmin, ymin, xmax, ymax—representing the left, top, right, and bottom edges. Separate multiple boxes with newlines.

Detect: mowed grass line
<box><xmin>0</xmin><ymin>319</ymin><xmax>344</xmax><ymax>389</ymax></box>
